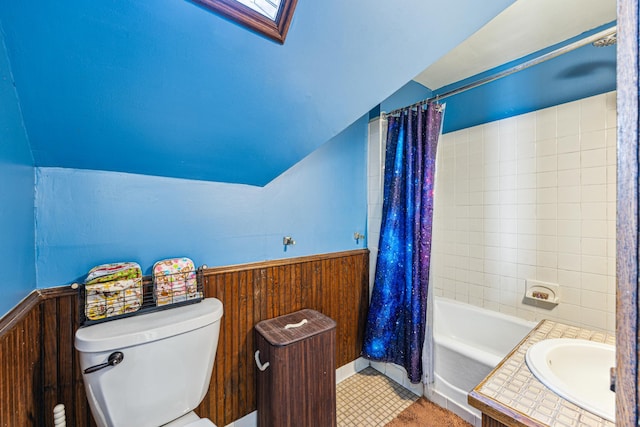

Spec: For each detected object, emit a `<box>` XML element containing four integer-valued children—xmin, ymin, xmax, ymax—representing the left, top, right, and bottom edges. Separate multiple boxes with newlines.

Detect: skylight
<box><xmin>193</xmin><ymin>0</ymin><xmax>297</xmax><ymax>44</ymax></box>
<box><xmin>234</xmin><ymin>0</ymin><xmax>281</xmax><ymax>21</ymax></box>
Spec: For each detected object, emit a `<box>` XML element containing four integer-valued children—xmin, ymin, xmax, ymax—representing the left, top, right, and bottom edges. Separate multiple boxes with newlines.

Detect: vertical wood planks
<box><xmin>57</xmin><ymin>296</ymin><xmax>74</xmax><ymax>427</ymax></box>
<box><xmin>0</xmin><ymin>288</ymin><xmax>87</xmax><ymax>427</ymax></box>
<box><xmin>481</xmin><ymin>414</ymin><xmax>510</xmax><ymax>427</ymax></box>
<box><xmin>0</xmin><ymin>295</ymin><xmax>42</xmax><ymax>426</ymax></box>
<box><xmin>0</xmin><ymin>250</ymin><xmax>368</xmax><ymax>427</ymax></box>
<box><xmin>41</xmin><ymin>297</ymin><xmax>58</xmax><ymax>427</ymax></box>
<box><xmin>199</xmin><ymin>249</ymin><xmax>369</xmax><ymax>426</ymax></box>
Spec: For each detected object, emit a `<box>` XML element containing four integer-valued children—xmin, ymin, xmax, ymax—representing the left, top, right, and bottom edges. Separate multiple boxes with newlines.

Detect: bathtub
<box><xmin>431</xmin><ymin>297</ymin><xmax>536</xmax><ymax>422</ymax></box>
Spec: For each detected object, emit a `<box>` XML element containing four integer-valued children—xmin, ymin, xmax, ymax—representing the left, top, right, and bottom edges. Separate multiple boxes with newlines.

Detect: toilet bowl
<box><xmin>75</xmin><ymin>298</ymin><xmax>223</xmax><ymax>427</ymax></box>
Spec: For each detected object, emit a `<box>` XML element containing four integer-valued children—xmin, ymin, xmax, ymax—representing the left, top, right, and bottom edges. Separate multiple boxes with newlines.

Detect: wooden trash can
<box><xmin>254</xmin><ymin>309</ymin><xmax>337</xmax><ymax>427</ymax></box>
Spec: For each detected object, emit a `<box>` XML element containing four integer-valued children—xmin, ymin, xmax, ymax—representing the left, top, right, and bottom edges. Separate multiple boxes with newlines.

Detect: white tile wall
<box><xmin>430</xmin><ymin>92</ymin><xmax>617</xmax><ymax>332</ymax></box>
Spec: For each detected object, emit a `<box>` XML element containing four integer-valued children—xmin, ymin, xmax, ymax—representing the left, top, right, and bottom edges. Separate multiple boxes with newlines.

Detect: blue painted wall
<box><xmin>380</xmin><ymin>81</ymin><xmax>433</xmax><ymax>114</ymax></box>
<box><xmin>0</xmin><ymin>0</ymin><xmax>520</xmax><ymax>317</ymax></box>
<box><xmin>0</xmin><ymin>1</ymin><xmax>616</xmax><ymax>321</ymax></box>
<box><xmin>27</xmin><ymin>20</ymin><xmax>620</xmax><ymax>291</ymax></box>
<box><xmin>0</xmin><ymin>32</ymin><xmax>36</xmax><ymax>315</ymax></box>
<box><xmin>35</xmin><ymin>115</ymin><xmax>367</xmax><ymax>287</ymax></box>
<box><xmin>0</xmin><ymin>0</ymin><xmax>514</xmax><ymax>186</ymax></box>
<box><xmin>0</xmin><ymin>0</ymin><xmax>519</xmax><ymax>317</ymax></box>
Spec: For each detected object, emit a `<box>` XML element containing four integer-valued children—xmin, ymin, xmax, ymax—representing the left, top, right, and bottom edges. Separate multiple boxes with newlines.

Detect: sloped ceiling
<box><xmin>0</xmin><ymin>0</ymin><xmax>515</xmax><ymax>186</ymax></box>
<box><xmin>415</xmin><ymin>0</ymin><xmax>617</xmax><ymax>90</ymax></box>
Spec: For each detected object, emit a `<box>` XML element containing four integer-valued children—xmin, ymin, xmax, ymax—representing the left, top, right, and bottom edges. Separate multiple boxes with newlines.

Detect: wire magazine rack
<box><xmin>78</xmin><ymin>266</ymin><xmax>206</xmax><ymax>327</ymax></box>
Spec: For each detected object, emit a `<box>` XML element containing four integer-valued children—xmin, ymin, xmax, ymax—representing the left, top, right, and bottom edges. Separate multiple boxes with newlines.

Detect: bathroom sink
<box><xmin>525</xmin><ymin>338</ymin><xmax>615</xmax><ymax>422</ymax></box>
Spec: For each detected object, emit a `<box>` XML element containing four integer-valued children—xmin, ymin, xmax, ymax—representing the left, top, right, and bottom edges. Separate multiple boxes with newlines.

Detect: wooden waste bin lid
<box><xmin>255</xmin><ymin>309</ymin><xmax>336</xmax><ymax>347</ymax></box>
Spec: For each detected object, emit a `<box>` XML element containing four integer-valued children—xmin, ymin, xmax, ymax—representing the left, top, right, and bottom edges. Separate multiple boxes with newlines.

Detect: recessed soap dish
<box><xmin>524</xmin><ymin>280</ymin><xmax>560</xmax><ymax>309</ymax></box>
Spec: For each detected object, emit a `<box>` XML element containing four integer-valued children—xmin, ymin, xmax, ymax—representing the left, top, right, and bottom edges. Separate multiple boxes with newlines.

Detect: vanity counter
<box><xmin>468</xmin><ymin>320</ymin><xmax>615</xmax><ymax>427</ymax></box>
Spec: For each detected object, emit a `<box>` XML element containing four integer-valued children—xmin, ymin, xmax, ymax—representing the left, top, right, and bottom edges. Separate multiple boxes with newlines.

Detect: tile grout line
<box><xmin>336</xmin><ymin>367</ymin><xmax>419</xmax><ymax>426</ymax></box>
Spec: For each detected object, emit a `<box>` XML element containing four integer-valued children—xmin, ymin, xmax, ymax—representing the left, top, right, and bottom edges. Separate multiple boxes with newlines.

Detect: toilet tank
<box><xmin>75</xmin><ymin>298</ymin><xmax>223</xmax><ymax>427</ymax></box>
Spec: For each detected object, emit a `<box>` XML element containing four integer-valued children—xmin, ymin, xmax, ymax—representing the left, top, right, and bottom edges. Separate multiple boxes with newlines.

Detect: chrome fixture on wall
<box><xmin>353</xmin><ymin>232</ymin><xmax>365</xmax><ymax>244</ymax></box>
<box><xmin>282</xmin><ymin>236</ymin><xmax>295</xmax><ymax>252</ymax></box>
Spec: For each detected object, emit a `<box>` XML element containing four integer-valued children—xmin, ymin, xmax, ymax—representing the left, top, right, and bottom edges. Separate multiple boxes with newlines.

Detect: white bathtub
<box><xmin>431</xmin><ymin>297</ymin><xmax>536</xmax><ymax>423</ymax></box>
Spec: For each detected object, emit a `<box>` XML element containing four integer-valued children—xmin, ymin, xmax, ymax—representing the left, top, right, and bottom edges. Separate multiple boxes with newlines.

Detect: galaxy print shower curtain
<box><xmin>362</xmin><ymin>102</ymin><xmax>444</xmax><ymax>383</ymax></box>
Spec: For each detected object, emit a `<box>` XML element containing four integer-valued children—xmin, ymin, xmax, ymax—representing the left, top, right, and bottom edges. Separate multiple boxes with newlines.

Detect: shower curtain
<box><xmin>362</xmin><ymin>102</ymin><xmax>444</xmax><ymax>384</ymax></box>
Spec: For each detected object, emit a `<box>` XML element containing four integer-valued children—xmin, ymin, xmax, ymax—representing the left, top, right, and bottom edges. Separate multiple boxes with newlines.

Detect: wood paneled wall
<box><xmin>0</xmin><ymin>289</ymin><xmax>93</xmax><ymax>427</ymax></box>
<box><xmin>198</xmin><ymin>250</ymin><xmax>369</xmax><ymax>425</ymax></box>
<box><xmin>0</xmin><ymin>249</ymin><xmax>369</xmax><ymax>427</ymax></box>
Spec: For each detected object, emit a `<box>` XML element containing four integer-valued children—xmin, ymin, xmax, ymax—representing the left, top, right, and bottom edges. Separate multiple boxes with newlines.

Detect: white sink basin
<box><xmin>525</xmin><ymin>338</ymin><xmax>615</xmax><ymax>422</ymax></box>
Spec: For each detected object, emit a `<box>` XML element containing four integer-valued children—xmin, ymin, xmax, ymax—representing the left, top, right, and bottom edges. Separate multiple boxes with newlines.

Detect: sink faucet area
<box><xmin>525</xmin><ymin>338</ymin><xmax>615</xmax><ymax>422</ymax></box>
<box><xmin>469</xmin><ymin>320</ymin><xmax>616</xmax><ymax>427</ymax></box>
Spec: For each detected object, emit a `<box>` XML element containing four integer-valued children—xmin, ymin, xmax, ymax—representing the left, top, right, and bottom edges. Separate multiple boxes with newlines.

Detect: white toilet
<box><xmin>74</xmin><ymin>298</ymin><xmax>224</xmax><ymax>427</ymax></box>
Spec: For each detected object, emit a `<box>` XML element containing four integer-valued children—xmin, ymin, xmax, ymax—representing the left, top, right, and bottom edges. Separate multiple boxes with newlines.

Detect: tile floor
<box><xmin>336</xmin><ymin>367</ymin><xmax>420</xmax><ymax>426</ymax></box>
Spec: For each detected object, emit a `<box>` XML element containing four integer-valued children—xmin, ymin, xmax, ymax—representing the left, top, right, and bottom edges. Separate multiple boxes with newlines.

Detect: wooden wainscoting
<box><xmin>0</xmin><ymin>249</ymin><xmax>369</xmax><ymax>427</ymax></box>
<box><xmin>0</xmin><ymin>287</ymin><xmax>92</xmax><ymax>427</ymax></box>
<box><xmin>198</xmin><ymin>249</ymin><xmax>369</xmax><ymax>425</ymax></box>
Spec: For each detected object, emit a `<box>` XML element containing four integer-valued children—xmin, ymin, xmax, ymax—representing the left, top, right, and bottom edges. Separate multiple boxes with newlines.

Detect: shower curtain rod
<box><xmin>384</xmin><ymin>25</ymin><xmax>617</xmax><ymax>117</ymax></box>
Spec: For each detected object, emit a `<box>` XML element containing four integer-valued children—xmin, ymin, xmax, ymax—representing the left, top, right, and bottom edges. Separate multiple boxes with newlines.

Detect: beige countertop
<box><xmin>468</xmin><ymin>319</ymin><xmax>615</xmax><ymax>427</ymax></box>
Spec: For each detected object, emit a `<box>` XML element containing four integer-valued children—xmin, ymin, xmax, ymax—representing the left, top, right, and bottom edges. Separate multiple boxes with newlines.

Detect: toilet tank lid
<box><xmin>75</xmin><ymin>298</ymin><xmax>223</xmax><ymax>353</ymax></box>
